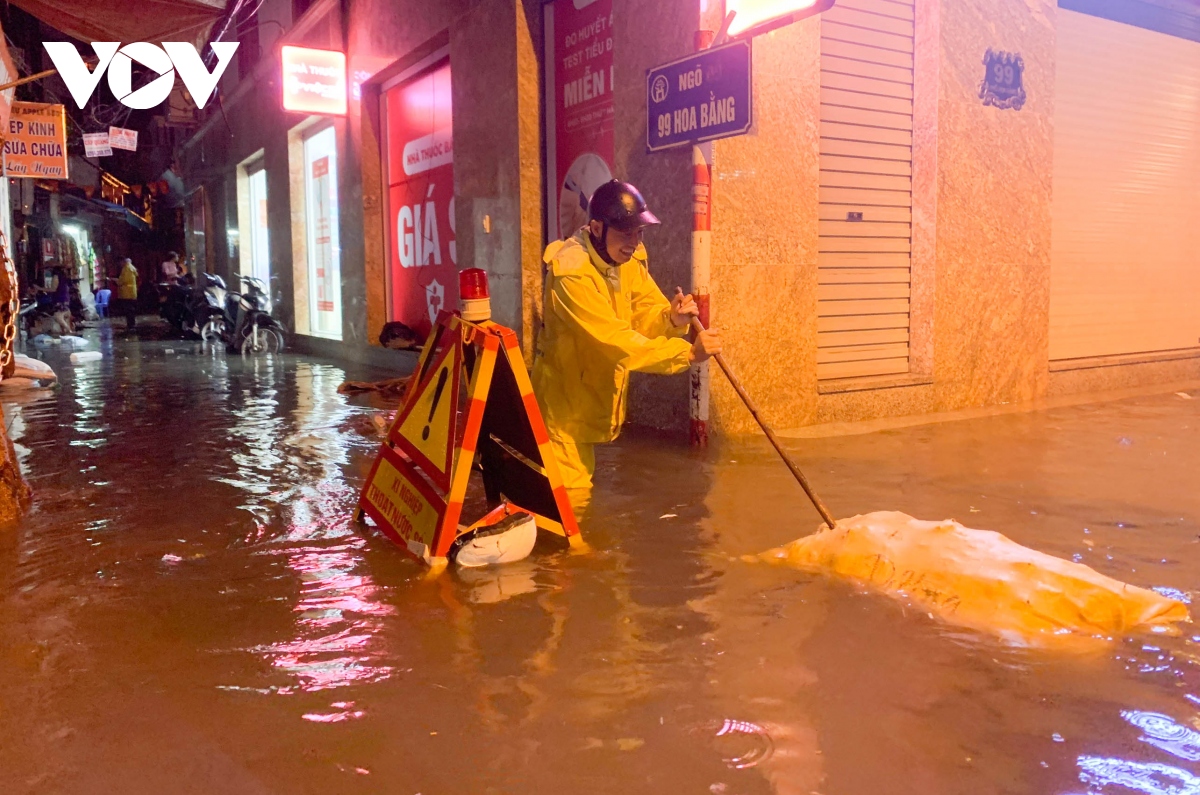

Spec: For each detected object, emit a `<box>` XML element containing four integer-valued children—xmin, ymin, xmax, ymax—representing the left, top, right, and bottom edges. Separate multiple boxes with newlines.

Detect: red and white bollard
<box><xmin>689</xmin><ymin>142</ymin><xmax>712</xmax><ymax>448</ymax></box>
<box><xmin>690</xmin><ymin>28</ymin><xmax>714</xmax><ymax>448</ymax></box>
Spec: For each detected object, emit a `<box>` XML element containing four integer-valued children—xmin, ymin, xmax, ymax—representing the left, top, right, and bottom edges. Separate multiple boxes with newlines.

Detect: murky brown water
<box><xmin>1</xmin><ymin>328</ymin><xmax>1197</xmax><ymax>794</ymax></box>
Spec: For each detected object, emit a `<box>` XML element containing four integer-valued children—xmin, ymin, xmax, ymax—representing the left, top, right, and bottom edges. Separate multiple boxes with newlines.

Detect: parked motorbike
<box><xmin>196</xmin><ymin>275</ymin><xmax>283</xmax><ymax>355</ymax></box>
<box><xmin>193</xmin><ymin>274</ymin><xmax>233</xmax><ymax>344</ymax></box>
<box><xmin>232</xmin><ymin>276</ymin><xmax>285</xmax><ymax>355</ymax></box>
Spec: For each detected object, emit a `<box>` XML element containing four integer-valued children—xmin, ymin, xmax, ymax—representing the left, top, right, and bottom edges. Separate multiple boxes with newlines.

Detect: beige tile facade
<box><xmin>621</xmin><ymin>0</ymin><xmax>1197</xmax><ymax>435</ymax></box>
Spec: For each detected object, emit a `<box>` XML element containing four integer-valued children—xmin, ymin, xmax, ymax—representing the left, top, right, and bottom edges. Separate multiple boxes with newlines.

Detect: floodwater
<box><xmin>0</xmin><ymin>328</ymin><xmax>1197</xmax><ymax>794</ymax></box>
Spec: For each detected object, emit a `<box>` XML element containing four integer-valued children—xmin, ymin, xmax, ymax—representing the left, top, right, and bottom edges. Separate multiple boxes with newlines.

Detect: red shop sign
<box><xmin>384</xmin><ymin>60</ymin><xmax>457</xmax><ymax>336</ymax></box>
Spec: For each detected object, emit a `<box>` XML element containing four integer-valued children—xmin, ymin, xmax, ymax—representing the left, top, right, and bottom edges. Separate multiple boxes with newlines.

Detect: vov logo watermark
<box><xmin>43</xmin><ymin>42</ymin><xmax>240</xmax><ymax>110</ymax></box>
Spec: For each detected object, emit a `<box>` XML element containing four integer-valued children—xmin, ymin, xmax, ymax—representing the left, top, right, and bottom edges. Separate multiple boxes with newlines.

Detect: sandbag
<box><xmin>3</xmin><ymin>354</ymin><xmax>56</xmax><ymax>386</ymax></box>
<box><xmin>754</xmin><ymin>511</ymin><xmax>1190</xmax><ymax>647</ymax></box>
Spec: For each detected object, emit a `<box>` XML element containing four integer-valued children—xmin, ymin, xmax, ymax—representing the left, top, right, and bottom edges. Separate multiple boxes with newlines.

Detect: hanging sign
<box><xmin>545</xmin><ymin>0</ymin><xmax>616</xmax><ymax>241</ymax></box>
<box><xmin>108</xmin><ymin>126</ymin><xmax>138</xmax><ymax>151</ymax></box>
<box><xmin>281</xmin><ymin>46</ymin><xmax>348</xmax><ymax>115</ymax></box>
<box><xmin>82</xmin><ymin>132</ymin><xmax>113</xmax><ymax>158</ymax></box>
<box><xmin>646</xmin><ymin>40</ymin><xmax>753</xmax><ymax>152</ymax></box>
<box><xmin>357</xmin><ymin>313</ymin><xmax>581</xmax><ymax>566</ymax></box>
<box><xmin>3</xmin><ymin>102</ymin><xmax>68</xmax><ymax>178</ymax></box>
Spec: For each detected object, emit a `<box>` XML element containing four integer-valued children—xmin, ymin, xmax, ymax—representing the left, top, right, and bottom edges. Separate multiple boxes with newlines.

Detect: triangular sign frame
<box><xmin>388</xmin><ymin>335</ymin><xmax>461</xmax><ymax>492</ymax></box>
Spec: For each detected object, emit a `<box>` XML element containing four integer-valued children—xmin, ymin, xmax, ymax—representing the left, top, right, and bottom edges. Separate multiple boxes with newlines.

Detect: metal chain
<box><xmin>0</xmin><ymin>231</ymin><xmax>19</xmax><ymax>378</ymax></box>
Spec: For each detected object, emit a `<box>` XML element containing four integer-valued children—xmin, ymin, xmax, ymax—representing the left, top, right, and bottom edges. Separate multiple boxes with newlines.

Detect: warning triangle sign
<box><xmin>390</xmin><ymin>337</ymin><xmax>461</xmax><ymax>492</ymax></box>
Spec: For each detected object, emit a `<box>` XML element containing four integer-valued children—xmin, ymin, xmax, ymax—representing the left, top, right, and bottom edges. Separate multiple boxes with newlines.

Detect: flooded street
<box><xmin>0</xmin><ymin>330</ymin><xmax>1197</xmax><ymax>795</ymax></box>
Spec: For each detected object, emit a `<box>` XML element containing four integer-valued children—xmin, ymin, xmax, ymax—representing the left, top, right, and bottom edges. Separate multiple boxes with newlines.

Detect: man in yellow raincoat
<box><xmin>533</xmin><ymin>180</ymin><xmax>722</xmax><ymax>492</ymax></box>
<box><xmin>114</xmin><ymin>258</ymin><xmax>139</xmax><ymax>331</ymax></box>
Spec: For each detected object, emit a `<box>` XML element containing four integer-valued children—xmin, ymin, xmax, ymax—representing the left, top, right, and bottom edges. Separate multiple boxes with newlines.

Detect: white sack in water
<box><xmin>2</xmin><ymin>354</ymin><xmax>57</xmax><ymax>387</ymax></box>
<box><xmin>753</xmin><ymin>511</ymin><xmax>1190</xmax><ymax>647</ymax></box>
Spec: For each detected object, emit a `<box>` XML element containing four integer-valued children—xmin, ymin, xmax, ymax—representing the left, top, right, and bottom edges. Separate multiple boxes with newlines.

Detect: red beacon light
<box><xmin>459</xmin><ymin>268</ymin><xmax>491</xmax><ymax>322</ymax></box>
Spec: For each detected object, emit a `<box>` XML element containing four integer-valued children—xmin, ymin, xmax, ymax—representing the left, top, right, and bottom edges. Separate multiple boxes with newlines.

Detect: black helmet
<box><xmin>587</xmin><ymin>180</ymin><xmax>660</xmax><ymax>233</ymax></box>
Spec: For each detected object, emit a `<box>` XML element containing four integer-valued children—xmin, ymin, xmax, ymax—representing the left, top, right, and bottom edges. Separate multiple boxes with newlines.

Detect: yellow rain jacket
<box><xmin>117</xmin><ymin>264</ymin><xmax>138</xmax><ymax>300</ymax></box>
<box><xmin>532</xmin><ymin>229</ymin><xmax>692</xmax><ymax>445</ymax></box>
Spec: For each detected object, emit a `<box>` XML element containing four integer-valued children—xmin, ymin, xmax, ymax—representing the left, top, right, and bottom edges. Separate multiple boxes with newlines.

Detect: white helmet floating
<box><xmin>449</xmin><ymin>508</ymin><xmax>538</xmax><ymax>568</ymax></box>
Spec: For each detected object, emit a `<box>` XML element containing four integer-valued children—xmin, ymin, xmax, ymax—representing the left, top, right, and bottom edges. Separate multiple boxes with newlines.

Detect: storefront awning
<box><xmin>0</xmin><ymin>22</ymin><xmax>19</xmax><ymax>135</ymax></box>
<box><xmin>93</xmin><ymin>198</ymin><xmax>150</xmax><ymax>232</ymax></box>
<box><xmin>8</xmin><ymin>0</ymin><xmax>227</xmax><ymax>47</ymax></box>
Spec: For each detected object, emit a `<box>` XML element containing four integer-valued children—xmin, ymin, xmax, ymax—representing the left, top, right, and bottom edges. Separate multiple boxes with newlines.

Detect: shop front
<box><xmin>381</xmin><ymin>55</ymin><xmax>456</xmax><ymax>338</ymax></box>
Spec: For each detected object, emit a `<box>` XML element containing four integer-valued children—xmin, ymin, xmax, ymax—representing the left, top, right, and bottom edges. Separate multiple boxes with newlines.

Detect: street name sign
<box><xmin>646</xmin><ymin>40</ymin><xmax>752</xmax><ymax>153</ymax></box>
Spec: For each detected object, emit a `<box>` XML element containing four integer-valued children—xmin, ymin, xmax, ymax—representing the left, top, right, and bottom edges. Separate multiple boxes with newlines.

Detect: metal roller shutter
<box><xmin>817</xmin><ymin>0</ymin><xmax>914</xmax><ymax>380</ymax></box>
<box><xmin>1050</xmin><ymin>10</ymin><xmax>1200</xmax><ymax>361</ymax></box>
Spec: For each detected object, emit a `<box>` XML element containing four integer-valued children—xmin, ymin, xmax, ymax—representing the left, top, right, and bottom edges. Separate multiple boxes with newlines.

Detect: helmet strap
<box><xmin>589</xmin><ymin>223</ymin><xmax>617</xmax><ymax>265</ymax></box>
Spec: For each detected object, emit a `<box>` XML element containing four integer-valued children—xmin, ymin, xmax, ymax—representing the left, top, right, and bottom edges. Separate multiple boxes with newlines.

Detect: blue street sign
<box><xmin>646</xmin><ymin>40</ymin><xmax>753</xmax><ymax>153</ymax></box>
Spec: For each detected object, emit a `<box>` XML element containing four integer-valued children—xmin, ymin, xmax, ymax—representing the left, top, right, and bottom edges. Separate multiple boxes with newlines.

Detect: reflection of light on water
<box><xmin>247</xmin><ymin>461</ymin><xmax>396</xmax><ymax>692</ymax></box>
<box><xmin>1122</xmin><ymin>711</ymin><xmax>1200</xmax><ymax>762</ymax></box>
<box><xmin>1151</xmin><ymin>587</ymin><xmax>1192</xmax><ymax>605</ymax></box>
<box><xmin>221</xmin><ymin>375</ymin><xmax>286</xmax><ymax>539</ymax></box>
<box><xmin>709</xmin><ymin>718</ymin><xmax>774</xmax><ymax>770</ymax></box>
<box><xmin>302</xmin><ymin>701</ymin><xmax>366</xmax><ymax>723</ymax></box>
<box><xmin>242</xmin><ymin>364</ymin><xmax>394</xmax><ymax>701</ymax></box>
<box><xmin>1077</xmin><ymin>755</ymin><xmax>1200</xmax><ymax>794</ymax></box>
<box><xmin>1074</xmin><ymin>710</ymin><xmax>1200</xmax><ymax>793</ymax></box>
<box><xmin>70</xmin><ymin>358</ymin><xmax>105</xmax><ymax>447</ymax></box>
<box><xmin>249</xmin><ymin>510</ymin><xmax>395</xmax><ymax>695</ymax></box>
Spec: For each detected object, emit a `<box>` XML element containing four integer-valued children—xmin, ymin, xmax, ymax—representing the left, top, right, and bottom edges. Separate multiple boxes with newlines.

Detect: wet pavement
<box><xmin>0</xmin><ymin>326</ymin><xmax>1197</xmax><ymax>794</ymax></box>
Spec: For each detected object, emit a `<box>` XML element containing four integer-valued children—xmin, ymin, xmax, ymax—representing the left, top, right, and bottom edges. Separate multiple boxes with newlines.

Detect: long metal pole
<box><xmin>690</xmin><ymin>316</ymin><xmax>838</xmax><ymax>529</ymax></box>
<box><xmin>0</xmin><ymin>68</ymin><xmax>58</xmax><ymax>93</ymax></box>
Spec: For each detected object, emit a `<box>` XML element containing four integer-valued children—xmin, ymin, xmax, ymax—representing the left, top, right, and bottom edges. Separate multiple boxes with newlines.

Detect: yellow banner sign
<box><xmin>361</xmin><ymin>446</ymin><xmax>444</xmax><ymax>550</ymax></box>
<box><xmin>4</xmin><ymin>102</ymin><xmax>67</xmax><ymax>179</ymax></box>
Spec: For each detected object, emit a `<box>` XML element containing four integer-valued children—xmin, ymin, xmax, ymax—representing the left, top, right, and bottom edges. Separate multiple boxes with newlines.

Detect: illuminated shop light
<box><xmin>725</xmin><ymin>0</ymin><xmax>835</xmax><ymax>37</ymax></box>
<box><xmin>281</xmin><ymin>46</ymin><xmax>348</xmax><ymax>115</ymax></box>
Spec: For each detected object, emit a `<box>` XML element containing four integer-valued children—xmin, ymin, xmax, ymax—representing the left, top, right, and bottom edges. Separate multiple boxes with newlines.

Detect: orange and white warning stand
<box><xmin>356</xmin><ymin>310</ymin><xmax>581</xmax><ymax>571</ymax></box>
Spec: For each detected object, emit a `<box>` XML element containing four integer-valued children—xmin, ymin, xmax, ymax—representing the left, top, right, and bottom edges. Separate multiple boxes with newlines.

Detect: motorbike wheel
<box><xmin>239</xmin><ymin>326</ymin><xmax>284</xmax><ymax>355</ymax></box>
<box><xmin>200</xmin><ymin>317</ymin><xmax>225</xmax><ymax>344</ymax></box>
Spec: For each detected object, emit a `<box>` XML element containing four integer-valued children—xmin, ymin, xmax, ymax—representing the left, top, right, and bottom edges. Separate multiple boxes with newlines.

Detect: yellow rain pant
<box><xmin>548</xmin><ymin>438</ymin><xmax>595</xmax><ymax>491</ymax></box>
<box><xmin>755</xmin><ymin>511</ymin><xmax>1190</xmax><ymax>647</ymax></box>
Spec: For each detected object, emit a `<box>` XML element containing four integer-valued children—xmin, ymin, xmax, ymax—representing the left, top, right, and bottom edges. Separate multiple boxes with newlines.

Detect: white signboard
<box><xmin>82</xmin><ymin>132</ymin><xmax>112</xmax><ymax>158</ymax></box>
<box><xmin>108</xmin><ymin>126</ymin><xmax>138</xmax><ymax>151</ymax></box>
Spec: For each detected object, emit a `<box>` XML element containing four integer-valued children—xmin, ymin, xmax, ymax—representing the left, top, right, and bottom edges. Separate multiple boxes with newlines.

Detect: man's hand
<box><xmin>671</xmin><ymin>286</ymin><xmax>699</xmax><ymax>328</ymax></box>
<box><xmin>689</xmin><ymin>327</ymin><xmax>722</xmax><ymax>364</ymax></box>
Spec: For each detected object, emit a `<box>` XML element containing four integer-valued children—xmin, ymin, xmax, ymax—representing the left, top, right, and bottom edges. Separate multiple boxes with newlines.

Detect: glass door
<box><xmin>247</xmin><ymin>168</ymin><xmax>270</xmax><ymax>286</ymax></box>
<box><xmin>303</xmin><ymin>126</ymin><xmax>342</xmax><ymax>339</ymax></box>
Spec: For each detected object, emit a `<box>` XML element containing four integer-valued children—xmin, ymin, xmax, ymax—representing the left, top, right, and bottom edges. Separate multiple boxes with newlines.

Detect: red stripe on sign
<box><xmin>522</xmin><ymin>394</ymin><xmax>549</xmax><ymax>444</ymax></box>
<box><xmin>693</xmin><ymin>164</ymin><xmax>711</xmax><ymax>232</ymax></box>
<box><xmin>436</xmin><ymin>505</ymin><xmax>464</xmax><ymax>557</ymax></box>
<box><xmin>460</xmin><ymin>398</ymin><xmax>487</xmax><ymax>452</ymax></box>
